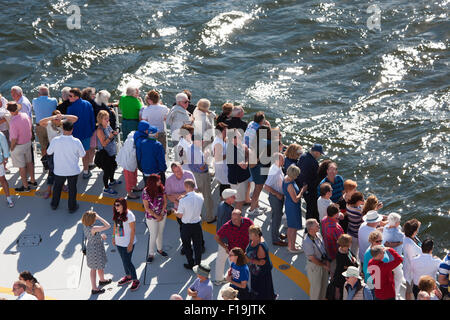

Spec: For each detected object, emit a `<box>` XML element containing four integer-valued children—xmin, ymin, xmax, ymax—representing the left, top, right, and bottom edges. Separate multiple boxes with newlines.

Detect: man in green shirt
<box><xmin>119</xmin><ymin>85</ymin><xmax>143</xmax><ymax>139</ymax></box>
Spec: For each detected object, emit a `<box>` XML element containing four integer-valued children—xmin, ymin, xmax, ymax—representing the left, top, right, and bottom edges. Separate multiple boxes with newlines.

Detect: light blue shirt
<box><xmin>32</xmin><ymin>96</ymin><xmax>57</xmax><ymax>123</ymax></box>
<box><xmin>0</xmin><ymin>131</ymin><xmax>10</xmax><ymax>162</ymax></box>
<box><xmin>18</xmin><ymin>95</ymin><xmax>32</xmax><ymax>119</ymax></box>
<box><xmin>382</xmin><ymin>226</ymin><xmax>405</xmax><ymax>256</ymax></box>
<box><xmin>189</xmin><ymin>278</ymin><xmax>213</xmax><ymax>300</ymax></box>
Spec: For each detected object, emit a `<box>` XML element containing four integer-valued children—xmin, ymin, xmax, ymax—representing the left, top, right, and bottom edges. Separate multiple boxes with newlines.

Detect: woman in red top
<box><xmin>142</xmin><ymin>174</ymin><xmax>168</xmax><ymax>263</ymax></box>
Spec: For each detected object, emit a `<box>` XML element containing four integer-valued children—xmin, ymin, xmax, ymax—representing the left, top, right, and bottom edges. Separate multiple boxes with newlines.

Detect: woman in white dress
<box><xmin>212</xmin><ymin>122</ymin><xmax>229</xmax><ymax>199</ymax></box>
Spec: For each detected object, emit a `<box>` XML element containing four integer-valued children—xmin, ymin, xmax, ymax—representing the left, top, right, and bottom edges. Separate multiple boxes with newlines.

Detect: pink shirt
<box><xmin>9</xmin><ymin>113</ymin><xmax>32</xmax><ymax>144</ymax></box>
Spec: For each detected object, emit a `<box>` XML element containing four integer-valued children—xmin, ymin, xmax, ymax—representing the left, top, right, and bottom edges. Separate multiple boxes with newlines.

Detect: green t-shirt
<box><xmin>119</xmin><ymin>95</ymin><xmax>143</xmax><ymax>120</ymax></box>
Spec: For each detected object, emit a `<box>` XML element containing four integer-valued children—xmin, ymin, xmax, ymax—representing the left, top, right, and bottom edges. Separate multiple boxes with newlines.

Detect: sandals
<box><xmin>91</xmin><ymin>288</ymin><xmax>105</xmax><ymax>295</ymax></box>
<box><xmin>99</xmin><ymin>279</ymin><xmax>112</xmax><ymax>286</ymax></box>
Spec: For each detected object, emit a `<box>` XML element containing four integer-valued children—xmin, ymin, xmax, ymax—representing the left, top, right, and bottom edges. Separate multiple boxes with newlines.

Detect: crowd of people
<box><xmin>1</xmin><ymin>84</ymin><xmax>448</xmax><ymax>301</ymax></box>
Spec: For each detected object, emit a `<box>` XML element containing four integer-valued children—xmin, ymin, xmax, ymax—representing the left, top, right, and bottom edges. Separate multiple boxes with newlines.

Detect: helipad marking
<box><xmin>1</xmin><ymin>187</ymin><xmax>311</xmax><ymax>297</ymax></box>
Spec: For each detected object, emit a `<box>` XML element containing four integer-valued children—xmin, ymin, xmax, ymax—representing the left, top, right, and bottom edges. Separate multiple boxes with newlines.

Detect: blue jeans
<box><xmin>269</xmin><ymin>193</ymin><xmax>284</xmax><ymax>242</ymax></box>
<box><xmin>116</xmin><ymin>244</ymin><xmax>137</xmax><ymax>280</ymax></box>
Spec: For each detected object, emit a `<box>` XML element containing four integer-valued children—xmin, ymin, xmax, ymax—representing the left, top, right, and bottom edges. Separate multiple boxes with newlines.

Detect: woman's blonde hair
<box><xmin>249</xmin><ymin>225</ymin><xmax>263</xmax><ymax>238</ymax></box>
<box><xmin>96</xmin><ymin>110</ymin><xmax>109</xmax><ymax>127</ymax></box>
<box><xmin>284</xmin><ymin>143</ymin><xmax>303</xmax><ymax>160</ymax></box>
<box><xmin>286</xmin><ymin>165</ymin><xmax>300</xmax><ymax>179</ymax></box>
<box><xmin>197</xmin><ymin>98</ymin><xmax>211</xmax><ymax>112</ymax></box>
<box><xmin>368</xmin><ymin>230</ymin><xmax>382</xmax><ymax>244</ymax></box>
<box><xmin>81</xmin><ymin>210</ymin><xmax>96</xmax><ymax>227</ymax></box>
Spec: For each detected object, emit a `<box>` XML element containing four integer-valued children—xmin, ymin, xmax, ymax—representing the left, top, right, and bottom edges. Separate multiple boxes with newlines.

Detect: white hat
<box><xmin>222</xmin><ymin>189</ymin><xmax>237</xmax><ymax>200</ymax></box>
<box><xmin>342</xmin><ymin>266</ymin><xmax>362</xmax><ymax>280</ymax></box>
<box><xmin>363</xmin><ymin>210</ymin><xmax>383</xmax><ymax>223</ymax></box>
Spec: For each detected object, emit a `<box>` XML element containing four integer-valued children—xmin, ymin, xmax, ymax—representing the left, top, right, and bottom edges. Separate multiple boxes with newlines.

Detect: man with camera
<box><xmin>303</xmin><ymin>218</ymin><xmax>331</xmax><ymax>300</ymax></box>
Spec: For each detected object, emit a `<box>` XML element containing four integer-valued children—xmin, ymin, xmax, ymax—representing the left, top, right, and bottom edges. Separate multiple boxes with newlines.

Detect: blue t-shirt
<box><xmin>189</xmin><ymin>278</ymin><xmax>213</xmax><ymax>300</ymax></box>
<box><xmin>382</xmin><ymin>227</ymin><xmax>405</xmax><ymax>256</ymax></box>
<box><xmin>32</xmin><ymin>96</ymin><xmax>58</xmax><ymax>123</ymax></box>
<box><xmin>67</xmin><ymin>98</ymin><xmax>95</xmax><ymax>140</ymax></box>
<box><xmin>230</xmin><ymin>262</ymin><xmax>249</xmax><ymax>290</ymax></box>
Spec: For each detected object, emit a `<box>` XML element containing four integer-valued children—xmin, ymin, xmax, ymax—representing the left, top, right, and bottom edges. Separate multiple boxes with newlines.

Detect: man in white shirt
<box><xmin>411</xmin><ymin>238</ymin><xmax>442</xmax><ymax>299</ymax></box>
<box><xmin>47</xmin><ymin>120</ymin><xmax>86</xmax><ymax>213</ymax></box>
<box><xmin>13</xmin><ymin>281</ymin><xmax>37</xmax><ymax>300</ymax></box>
<box><xmin>358</xmin><ymin>210</ymin><xmax>383</xmax><ymax>264</ymax></box>
<box><xmin>263</xmin><ymin>153</ymin><xmax>287</xmax><ymax>246</ymax></box>
<box><xmin>175</xmin><ymin>179</ymin><xmax>204</xmax><ymax>270</ymax></box>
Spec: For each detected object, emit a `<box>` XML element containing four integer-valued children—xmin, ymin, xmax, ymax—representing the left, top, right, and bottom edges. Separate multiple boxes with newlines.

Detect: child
<box><xmin>317</xmin><ymin>183</ymin><xmax>333</xmax><ymax>221</ymax></box>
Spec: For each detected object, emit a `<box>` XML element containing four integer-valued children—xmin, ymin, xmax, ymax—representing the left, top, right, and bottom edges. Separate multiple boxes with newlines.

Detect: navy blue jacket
<box><xmin>295</xmin><ymin>152</ymin><xmax>319</xmax><ymax>193</ymax></box>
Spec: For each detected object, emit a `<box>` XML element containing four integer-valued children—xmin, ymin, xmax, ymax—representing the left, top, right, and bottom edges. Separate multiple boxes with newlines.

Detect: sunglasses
<box><xmin>114</xmin><ymin>204</ymin><xmax>121</xmax><ymax>207</ymax></box>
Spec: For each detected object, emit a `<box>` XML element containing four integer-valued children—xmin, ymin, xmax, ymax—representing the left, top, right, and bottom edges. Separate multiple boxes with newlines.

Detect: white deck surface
<box><xmin>0</xmin><ymin>154</ymin><xmax>310</xmax><ymax>300</ymax></box>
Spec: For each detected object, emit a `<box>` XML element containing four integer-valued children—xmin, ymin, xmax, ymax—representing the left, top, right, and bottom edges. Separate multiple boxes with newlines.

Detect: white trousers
<box><xmin>215</xmin><ymin>245</ymin><xmax>229</xmax><ymax>281</ymax></box>
<box><xmin>394</xmin><ymin>263</ymin><xmax>404</xmax><ymax>299</ymax></box>
<box><xmin>351</xmin><ymin>236</ymin><xmax>360</xmax><ymax>263</ymax></box>
<box><xmin>146</xmin><ymin>216</ymin><xmax>167</xmax><ymax>256</ymax></box>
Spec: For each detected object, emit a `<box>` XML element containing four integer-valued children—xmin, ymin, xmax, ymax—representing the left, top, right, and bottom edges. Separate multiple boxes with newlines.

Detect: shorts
<box><xmin>81</xmin><ymin>137</ymin><xmax>91</xmax><ymax>151</ymax></box>
<box><xmin>11</xmin><ymin>141</ymin><xmax>32</xmax><ymax>168</ymax></box>
<box><xmin>231</xmin><ymin>179</ymin><xmax>249</xmax><ymax>202</ymax></box>
<box><xmin>35</xmin><ymin>125</ymin><xmax>49</xmax><ymax>151</ymax></box>
<box><xmin>0</xmin><ymin>164</ymin><xmax>5</xmax><ymax>177</ymax></box>
<box><xmin>249</xmin><ymin>164</ymin><xmax>268</xmax><ymax>185</ymax></box>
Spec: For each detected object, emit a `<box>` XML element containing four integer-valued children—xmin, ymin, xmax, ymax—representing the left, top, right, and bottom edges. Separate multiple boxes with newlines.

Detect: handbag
<box><xmin>94</xmin><ymin>148</ymin><xmax>108</xmax><ymax>169</ymax></box>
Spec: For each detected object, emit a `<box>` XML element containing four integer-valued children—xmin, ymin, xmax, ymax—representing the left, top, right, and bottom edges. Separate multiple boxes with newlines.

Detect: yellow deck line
<box><xmin>1</xmin><ymin>188</ymin><xmax>311</xmax><ymax>297</ymax></box>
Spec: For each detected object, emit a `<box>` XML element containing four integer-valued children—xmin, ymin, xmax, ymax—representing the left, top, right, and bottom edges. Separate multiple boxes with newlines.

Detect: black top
<box><xmin>227</xmin><ymin>117</ymin><xmax>248</xmax><ymax>132</ymax></box>
<box><xmin>333</xmin><ymin>250</ymin><xmax>359</xmax><ymax>288</ymax></box>
<box><xmin>56</xmin><ymin>100</ymin><xmax>71</xmax><ymax>115</ymax></box>
<box><xmin>227</xmin><ymin>144</ymin><xmax>251</xmax><ymax>184</ymax></box>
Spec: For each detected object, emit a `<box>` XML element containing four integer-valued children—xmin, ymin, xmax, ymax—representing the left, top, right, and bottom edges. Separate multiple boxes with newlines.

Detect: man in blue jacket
<box><xmin>295</xmin><ymin>143</ymin><xmax>324</xmax><ymax>222</ymax></box>
<box><xmin>66</xmin><ymin>88</ymin><xmax>96</xmax><ymax>179</ymax></box>
<box><xmin>134</xmin><ymin>121</ymin><xmax>167</xmax><ymax>185</ymax></box>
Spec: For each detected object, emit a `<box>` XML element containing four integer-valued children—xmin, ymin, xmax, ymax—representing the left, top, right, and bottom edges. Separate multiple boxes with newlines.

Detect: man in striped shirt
<box><xmin>438</xmin><ymin>253</ymin><xmax>449</xmax><ymax>300</ymax></box>
<box><xmin>321</xmin><ymin>203</ymin><xmax>344</xmax><ymax>278</ymax></box>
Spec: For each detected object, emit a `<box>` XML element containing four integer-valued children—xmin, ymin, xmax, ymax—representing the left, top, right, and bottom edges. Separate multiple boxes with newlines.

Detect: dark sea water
<box><xmin>0</xmin><ymin>0</ymin><xmax>448</xmax><ymax>254</ymax></box>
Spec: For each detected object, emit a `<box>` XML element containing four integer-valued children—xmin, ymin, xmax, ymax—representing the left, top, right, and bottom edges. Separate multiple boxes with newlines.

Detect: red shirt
<box><xmin>368</xmin><ymin>247</ymin><xmax>403</xmax><ymax>300</ymax></box>
<box><xmin>217</xmin><ymin>217</ymin><xmax>253</xmax><ymax>251</ymax></box>
<box><xmin>321</xmin><ymin>216</ymin><xmax>344</xmax><ymax>260</ymax></box>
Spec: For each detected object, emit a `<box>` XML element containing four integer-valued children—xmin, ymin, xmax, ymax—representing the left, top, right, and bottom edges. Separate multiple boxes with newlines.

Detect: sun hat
<box><xmin>363</xmin><ymin>210</ymin><xmax>383</xmax><ymax>223</ymax></box>
<box><xmin>311</xmin><ymin>143</ymin><xmax>324</xmax><ymax>155</ymax></box>
<box><xmin>342</xmin><ymin>266</ymin><xmax>362</xmax><ymax>280</ymax></box>
<box><xmin>222</xmin><ymin>189</ymin><xmax>237</xmax><ymax>200</ymax></box>
<box><xmin>221</xmin><ymin>286</ymin><xmax>239</xmax><ymax>300</ymax></box>
<box><xmin>193</xmin><ymin>264</ymin><xmax>210</xmax><ymax>278</ymax></box>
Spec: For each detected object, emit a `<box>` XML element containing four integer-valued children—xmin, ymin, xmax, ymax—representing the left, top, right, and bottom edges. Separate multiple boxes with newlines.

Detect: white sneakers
<box><xmin>246</xmin><ymin>206</ymin><xmax>268</xmax><ymax>216</ymax></box>
<box><xmin>7</xmin><ymin>198</ymin><xmax>14</xmax><ymax>208</ymax></box>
